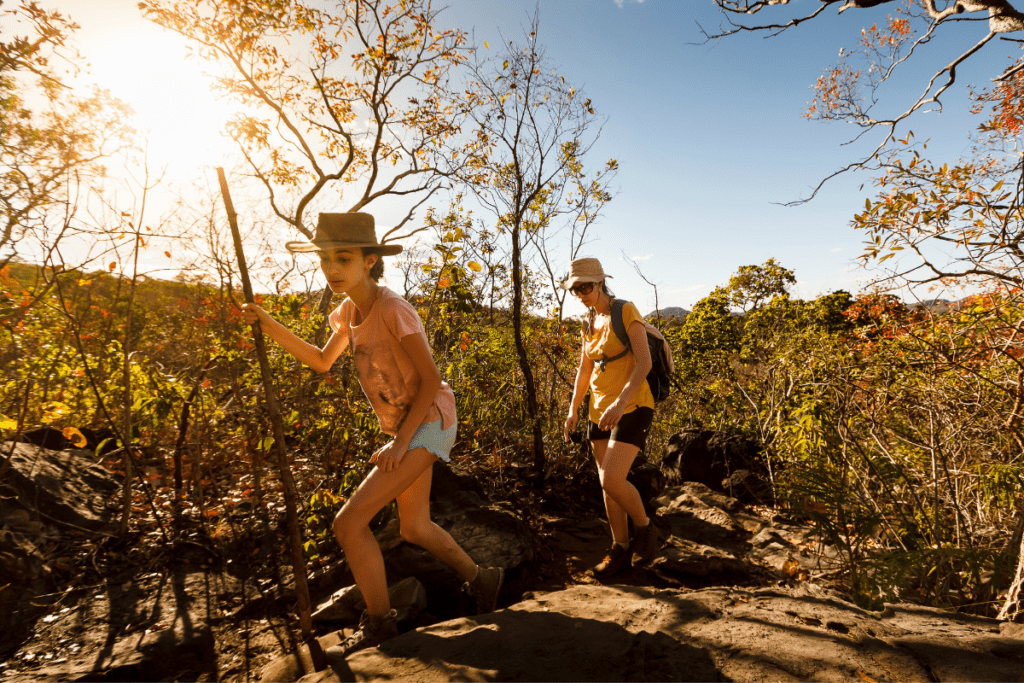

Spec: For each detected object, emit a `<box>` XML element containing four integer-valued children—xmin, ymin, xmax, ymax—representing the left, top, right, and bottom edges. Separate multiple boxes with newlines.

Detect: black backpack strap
<box><xmin>609</xmin><ymin>298</ymin><xmax>631</xmax><ymax>349</ymax></box>
<box><xmin>595</xmin><ymin>299</ymin><xmax>632</xmax><ymax>372</ymax></box>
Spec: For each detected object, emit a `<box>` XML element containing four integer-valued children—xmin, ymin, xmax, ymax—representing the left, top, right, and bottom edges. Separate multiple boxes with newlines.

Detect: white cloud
<box><xmin>631</xmin><ymin>254</ymin><xmax>653</xmax><ymax>261</ymax></box>
<box><xmin>613</xmin><ymin>0</ymin><xmax>645</xmax><ymax>7</ymax></box>
<box><xmin>830</xmin><ymin>248</ymin><xmax>843</xmax><ymax>253</ymax></box>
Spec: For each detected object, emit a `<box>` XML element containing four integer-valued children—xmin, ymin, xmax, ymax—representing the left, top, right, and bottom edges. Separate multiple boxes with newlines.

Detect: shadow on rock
<box><xmin>303</xmin><ymin>605</ymin><xmax>720</xmax><ymax>682</ymax></box>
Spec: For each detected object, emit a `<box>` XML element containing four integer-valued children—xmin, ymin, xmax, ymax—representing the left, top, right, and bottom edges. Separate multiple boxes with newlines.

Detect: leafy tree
<box><xmin>1</xmin><ymin>1</ymin><xmax>133</xmax><ymax>294</ymax></box>
<box><xmin>142</xmin><ymin>0</ymin><xmax>475</xmax><ymax>238</ymax></box>
<box><xmin>463</xmin><ymin>13</ymin><xmax>609</xmax><ymax>470</ymax></box>
<box><xmin>725</xmin><ymin>257</ymin><xmax>795</xmax><ymax>314</ymax></box>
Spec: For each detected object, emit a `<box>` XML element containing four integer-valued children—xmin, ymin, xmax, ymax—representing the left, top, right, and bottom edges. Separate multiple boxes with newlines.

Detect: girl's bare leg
<box><xmin>332</xmin><ymin>447</ymin><xmax>440</xmax><ymax>618</ymax></box>
<box><xmin>395</xmin><ymin>461</ymin><xmax>478</xmax><ymax>581</ymax></box>
<box><xmin>592</xmin><ymin>439</ymin><xmax>648</xmax><ymax>544</ymax></box>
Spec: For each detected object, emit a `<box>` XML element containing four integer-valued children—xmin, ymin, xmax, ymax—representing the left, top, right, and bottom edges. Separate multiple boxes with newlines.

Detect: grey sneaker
<box><xmin>630</xmin><ymin>520</ymin><xmax>660</xmax><ymax>566</ymax></box>
<box><xmin>591</xmin><ymin>543</ymin><xmax>630</xmax><ymax>578</ymax></box>
<box><xmin>324</xmin><ymin>609</ymin><xmax>398</xmax><ymax>662</ymax></box>
<box><xmin>463</xmin><ymin>566</ymin><xmax>504</xmax><ymax>614</ymax></box>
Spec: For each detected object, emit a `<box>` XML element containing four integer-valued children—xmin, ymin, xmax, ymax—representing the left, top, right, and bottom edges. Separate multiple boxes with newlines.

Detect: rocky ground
<box><xmin>297</xmin><ymin>584</ymin><xmax>1024</xmax><ymax>682</ymax></box>
<box><xmin>1</xmin><ymin>441</ymin><xmax>1022</xmax><ymax>682</ymax></box>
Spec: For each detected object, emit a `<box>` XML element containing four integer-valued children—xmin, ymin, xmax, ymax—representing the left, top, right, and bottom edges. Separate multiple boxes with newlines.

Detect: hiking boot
<box><xmin>324</xmin><ymin>609</ymin><xmax>398</xmax><ymax>662</ymax></box>
<box><xmin>463</xmin><ymin>566</ymin><xmax>504</xmax><ymax>614</ymax></box>
<box><xmin>630</xmin><ymin>519</ymin><xmax>660</xmax><ymax>566</ymax></box>
<box><xmin>591</xmin><ymin>543</ymin><xmax>630</xmax><ymax>579</ymax></box>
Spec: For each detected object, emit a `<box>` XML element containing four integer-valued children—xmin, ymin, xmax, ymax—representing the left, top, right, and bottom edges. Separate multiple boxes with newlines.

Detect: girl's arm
<box><xmin>240</xmin><ymin>303</ymin><xmax>348</xmax><ymax>374</ymax></box>
<box><xmin>563</xmin><ymin>341</ymin><xmax>595</xmax><ymax>441</ymax></box>
<box><xmin>597</xmin><ymin>320</ymin><xmax>652</xmax><ymax>431</ymax></box>
<box><xmin>370</xmin><ymin>331</ymin><xmax>443</xmax><ymax>472</ymax></box>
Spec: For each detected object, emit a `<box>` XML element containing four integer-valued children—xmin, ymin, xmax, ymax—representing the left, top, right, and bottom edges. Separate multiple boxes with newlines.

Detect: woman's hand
<box><xmin>563</xmin><ymin>411</ymin><xmax>579</xmax><ymax>443</ymax></box>
<box><xmin>370</xmin><ymin>439</ymin><xmax>408</xmax><ymax>473</ymax></box>
<box><xmin>598</xmin><ymin>400</ymin><xmax>626</xmax><ymax>432</ymax></box>
<box><xmin>240</xmin><ymin>303</ymin><xmax>272</xmax><ymax>327</ymax></box>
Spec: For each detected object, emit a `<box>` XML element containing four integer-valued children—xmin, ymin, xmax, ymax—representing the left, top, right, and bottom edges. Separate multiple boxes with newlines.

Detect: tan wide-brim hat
<box><xmin>560</xmin><ymin>257</ymin><xmax>612</xmax><ymax>289</ymax></box>
<box><xmin>285</xmin><ymin>212</ymin><xmax>403</xmax><ymax>255</ymax></box>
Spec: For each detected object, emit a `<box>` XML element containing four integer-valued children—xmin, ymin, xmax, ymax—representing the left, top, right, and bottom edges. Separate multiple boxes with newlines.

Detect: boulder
<box><xmin>660</xmin><ymin>430</ymin><xmax>767</xmax><ymax>503</ymax></box>
<box><xmin>650</xmin><ymin>535</ymin><xmax>750</xmax><ymax>579</ymax></box>
<box><xmin>655</xmin><ymin>481</ymin><xmax>741</xmax><ymax>514</ymax></box>
<box><xmin>627</xmin><ymin>454</ymin><xmax>665</xmax><ymax>512</ymax></box>
<box><xmin>1</xmin><ymin>442</ymin><xmax>122</xmax><ymax>623</ymax></box>
<box><xmin>722</xmin><ymin>468</ymin><xmax>771</xmax><ymax>504</ymax></box>
<box><xmin>426</xmin><ymin>463</ymin><xmax>534</xmax><ymax>572</ymax></box>
<box><xmin>1</xmin><ymin>442</ymin><xmax>121</xmax><ymax>532</ymax></box>
<box><xmin>654</xmin><ymin>484</ymin><xmax>747</xmax><ymax>547</ymax></box>
<box><xmin>312</xmin><ymin>576</ymin><xmax>427</xmax><ymax>625</ymax></box>
<box><xmin>16</xmin><ymin>426</ymin><xmax>117</xmax><ymax>455</ymax></box>
<box><xmin>375</xmin><ymin>462</ymin><xmax>532</xmax><ymax>620</ymax></box>
<box><xmin>648</xmin><ymin>482</ymin><xmax>843</xmax><ymax>582</ymax></box>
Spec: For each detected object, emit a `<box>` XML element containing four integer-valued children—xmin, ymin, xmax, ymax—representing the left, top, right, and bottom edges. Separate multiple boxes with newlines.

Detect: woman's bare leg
<box><xmin>332</xmin><ymin>447</ymin><xmax>440</xmax><ymax>618</ymax></box>
<box><xmin>592</xmin><ymin>439</ymin><xmax>628</xmax><ymax>545</ymax></box>
<box><xmin>593</xmin><ymin>439</ymin><xmax>648</xmax><ymax>543</ymax></box>
<box><xmin>395</xmin><ymin>462</ymin><xmax>478</xmax><ymax>582</ymax></box>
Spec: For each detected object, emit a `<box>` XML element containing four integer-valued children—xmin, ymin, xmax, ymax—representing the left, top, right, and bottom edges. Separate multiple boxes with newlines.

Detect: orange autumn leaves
<box><xmin>804</xmin><ymin>13</ymin><xmax>913</xmax><ymax>122</ymax></box>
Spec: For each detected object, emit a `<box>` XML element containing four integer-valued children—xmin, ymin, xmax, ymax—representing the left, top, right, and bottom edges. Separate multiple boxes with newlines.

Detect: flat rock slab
<box><xmin>289</xmin><ymin>584</ymin><xmax>1024</xmax><ymax>683</ymax></box>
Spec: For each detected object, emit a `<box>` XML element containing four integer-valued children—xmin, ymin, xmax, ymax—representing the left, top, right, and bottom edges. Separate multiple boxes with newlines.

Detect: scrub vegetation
<box><xmin>2</xmin><ymin>0</ymin><xmax>1024</xmax><ymax>636</ymax></box>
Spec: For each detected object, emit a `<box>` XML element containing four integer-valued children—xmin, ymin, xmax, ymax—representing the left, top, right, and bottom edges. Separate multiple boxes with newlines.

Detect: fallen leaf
<box><xmin>62</xmin><ymin>427</ymin><xmax>87</xmax><ymax>448</ymax></box>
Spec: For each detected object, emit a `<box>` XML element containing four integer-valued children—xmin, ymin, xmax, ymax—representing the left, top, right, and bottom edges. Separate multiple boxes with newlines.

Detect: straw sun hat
<box><xmin>560</xmin><ymin>257</ymin><xmax>612</xmax><ymax>289</ymax></box>
<box><xmin>285</xmin><ymin>213</ymin><xmax>402</xmax><ymax>255</ymax></box>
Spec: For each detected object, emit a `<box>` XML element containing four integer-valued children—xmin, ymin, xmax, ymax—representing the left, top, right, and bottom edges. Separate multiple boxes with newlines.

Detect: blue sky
<box><xmin>40</xmin><ymin>0</ymin><xmax>1020</xmax><ymax>315</ymax></box>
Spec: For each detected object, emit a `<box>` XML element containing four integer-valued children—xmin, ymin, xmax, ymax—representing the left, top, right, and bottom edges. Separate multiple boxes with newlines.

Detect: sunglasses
<box><xmin>569</xmin><ymin>282</ymin><xmax>595</xmax><ymax>296</ymax></box>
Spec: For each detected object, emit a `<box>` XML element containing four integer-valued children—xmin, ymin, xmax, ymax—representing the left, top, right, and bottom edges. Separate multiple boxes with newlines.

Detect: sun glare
<box><xmin>85</xmin><ymin>23</ymin><xmax>238</xmax><ymax>171</ymax></box>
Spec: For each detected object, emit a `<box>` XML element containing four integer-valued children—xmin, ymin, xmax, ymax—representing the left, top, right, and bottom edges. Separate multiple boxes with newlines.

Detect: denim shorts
<box><xmin>408</xmin><ymin>419</ymin><xmax>457</xmax><ymax>462</ymax></box>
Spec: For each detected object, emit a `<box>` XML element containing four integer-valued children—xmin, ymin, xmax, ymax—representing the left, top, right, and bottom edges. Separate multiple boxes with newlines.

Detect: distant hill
<box><xmin>908</xmin><ymin>298</ymin><xmax>956</xmax><ymax>314</ymax></box>
<box><xmin>646</xmin><ymin>306</ymin><xmax>689</xmax><ymax>321</ymax></box>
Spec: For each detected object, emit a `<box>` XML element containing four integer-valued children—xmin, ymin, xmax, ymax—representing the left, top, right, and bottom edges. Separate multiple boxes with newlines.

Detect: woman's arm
<box><xmin>563</xmin><ymin>341</ymin><xmax>595</xmax><ymax>441</ymax></box>
<box><xmin>597</xmin><ymin>320</ymin><xmax>652</xmax><ymax>431</ymax></box>
<box><xmin>370</xmin><ymin>331</ymin><xmax>443</xmax><ymax>472</ymax></box>
<box><xmin>240</xmin><ymin>303</ymin><xmax>348</xmax><ymax>373</ymax></box>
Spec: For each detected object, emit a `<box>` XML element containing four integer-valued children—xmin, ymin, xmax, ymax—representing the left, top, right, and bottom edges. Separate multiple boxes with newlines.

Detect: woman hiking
<box><xmin>562</xmin><ymin>257</ymin><xmax>659</xmax><ymax>578</ymax></box>
<box><xmin>241</xmin><ymin>213</ymin><xmax>503</xmax><ymax>660</ymax></box>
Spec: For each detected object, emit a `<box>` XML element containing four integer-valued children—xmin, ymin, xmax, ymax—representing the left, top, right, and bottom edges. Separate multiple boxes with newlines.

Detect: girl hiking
<box><xmin>241</xmin><ymin>213</ymin><xmax>503</xmax><ymax>660</ymax></box>
<box><xmin>562</xmin><ymin>257</ymin><xmax>659</xmax><ymax>578</ymax></box>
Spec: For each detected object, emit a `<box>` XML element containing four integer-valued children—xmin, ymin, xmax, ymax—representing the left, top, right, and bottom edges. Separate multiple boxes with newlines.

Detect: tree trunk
<box><xmin>120</xmin><ymin>232</ymin><xmax>141</xmax><ymax>537</ymax></box>
<box><xmin>510</xmin><ymin>223</ymin><xmax>544</xmax><ymax>470</ymax></box>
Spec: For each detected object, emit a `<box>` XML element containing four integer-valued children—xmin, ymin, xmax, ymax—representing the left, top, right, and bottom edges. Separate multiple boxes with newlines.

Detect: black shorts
<box><xmin>589</xmin><ymin>407</ymin><xmax>654</xmax><ymax>452</ymax></box>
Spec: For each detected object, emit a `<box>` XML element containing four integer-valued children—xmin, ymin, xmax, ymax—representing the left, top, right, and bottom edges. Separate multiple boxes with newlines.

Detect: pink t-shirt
<box><xmin>328</xmin><ymin>286</ymin><xmax>456</xmax><ymax>436</ymax></box>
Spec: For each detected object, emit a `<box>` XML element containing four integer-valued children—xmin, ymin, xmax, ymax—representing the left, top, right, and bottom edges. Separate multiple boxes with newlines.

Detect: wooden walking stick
<box><xmin>216</xmin><ymin>168</ymin><xmax>326</xmax><ymax>672</ymax></box>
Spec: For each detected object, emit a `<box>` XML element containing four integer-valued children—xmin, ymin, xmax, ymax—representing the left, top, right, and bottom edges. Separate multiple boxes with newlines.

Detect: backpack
<box><xmin>586</xmin><ymin>299</ymin><xmax>676</xmax><ymax>402</ymax></box>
